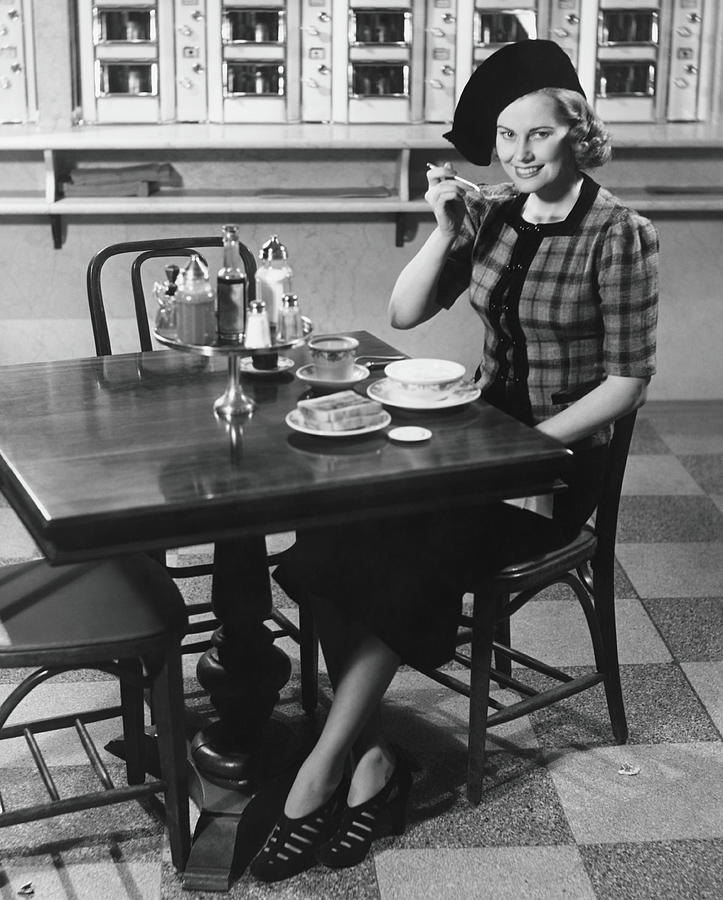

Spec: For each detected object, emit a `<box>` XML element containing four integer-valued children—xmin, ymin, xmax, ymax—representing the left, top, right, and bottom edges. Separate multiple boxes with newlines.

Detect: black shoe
<box><xmin>249</xmin><ymin>786</ymin><xmax>345</xmax><ymax>883</ymax></box>
<box><xmin>317</xmin><ymin>754</ymin><xmax>413</xmax><ymax>870</ymax></box>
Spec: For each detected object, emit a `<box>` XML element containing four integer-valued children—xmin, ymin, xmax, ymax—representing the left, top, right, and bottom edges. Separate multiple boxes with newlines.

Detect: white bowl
<box><xmin>384</xmin><ymin>358</ymin><xmax>466</xmax><ymax>401</ymax></box>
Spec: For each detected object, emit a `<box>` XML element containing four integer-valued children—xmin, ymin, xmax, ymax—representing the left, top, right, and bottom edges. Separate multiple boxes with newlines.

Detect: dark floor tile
<box><xmin>0</xmin><ymin>666</ymin><xmax>115</xmax><ymax>684</ymax></box>
<box><xmin>616</xmin><ymin>496</ymin><xmax>723</xmax><ymax>542</ymax></box>
<box><xmin>271</xmin><ymin>577</ymin><xmax>296</xmax><ymax>610</ymax></box>
<box><xmin>614</xmin><ymin>558</ymin><xmax>639</xmax><ymax>598</ymax></box>
<box><xmin>642</xmin><ymin>597</ymin><xmax>723</xmax><ymax>662</ymax></box>
<box><xmin>580</xmin><ymin>839</ymin><xmax>723</xmax><ymax>900</ymax></box>
<box><xmin>679</xmin><ymin>454</ymin><xmax>723</xmax><ymax>495</ymax></box>
<box><xmin>389</xmin><ymin>746</ymin><xmax>575</xmax><ymax>849</ymax></box>
<box><xmin>0</xmin><ymin>765</ymin><xmax>164</xmax><ymax>854</ymax></box>
<box><xmin>628</xmin><ymin>418</ymin><xmax>672</xmax><ymax>455</ymax></box>
<box><xmin>524</xmin><ymin>663</ymin><xmax>721</xmax><ymax>749</ymax></box>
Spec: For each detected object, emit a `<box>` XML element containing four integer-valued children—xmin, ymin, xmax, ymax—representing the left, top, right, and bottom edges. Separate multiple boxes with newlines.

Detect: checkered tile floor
<box><xmin>0</xmin><ymin>401</ymin><xmax>721</xmax><ymax>899</ymax></box>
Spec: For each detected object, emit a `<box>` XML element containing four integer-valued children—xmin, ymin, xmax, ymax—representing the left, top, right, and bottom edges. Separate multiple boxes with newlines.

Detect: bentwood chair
<box><xmin>0</xmin><ymin>553</ymin><xmax>190</xmax><ymax>869</ymax></box>
<box><xmin>86</xmin><ymin>237</ymin><xmax>318</xmax><ymax>714</ymax></box>
<box><xmin>418</xmin><ymin>411</ymin><xmax>637</xmax><ymax>804</ymax></box>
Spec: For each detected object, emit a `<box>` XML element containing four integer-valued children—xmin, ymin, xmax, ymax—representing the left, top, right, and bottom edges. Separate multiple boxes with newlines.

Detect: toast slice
<box><xmin>297</xmin><ymin>390</ymin><xmax>386</xmax><ymax>431</ymax></box>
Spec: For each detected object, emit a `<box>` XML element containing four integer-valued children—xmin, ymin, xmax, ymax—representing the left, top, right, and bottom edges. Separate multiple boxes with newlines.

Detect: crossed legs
<box><xmin>284</xmin><ymin>592</ymin><xmax>401</xmax><ymax>819</ymax></box>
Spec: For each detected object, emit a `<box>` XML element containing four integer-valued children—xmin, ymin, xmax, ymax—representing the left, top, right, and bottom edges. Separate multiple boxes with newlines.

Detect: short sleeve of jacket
<box><xmin>597</xmin><ymin>212</ymin><xmax>659</xmax><ymax>377</ymax></box>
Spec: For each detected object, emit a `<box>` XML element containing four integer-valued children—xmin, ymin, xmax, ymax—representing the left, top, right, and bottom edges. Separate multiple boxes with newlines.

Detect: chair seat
<box><xmin>492</xmin><ymin>525</ymin><xmax>597</xmax><ymax>591</ymax></box>
<box><xmin>0</xmin><ymin>555</ymin><xmax>187</xmax><ymax>666</ymax></box>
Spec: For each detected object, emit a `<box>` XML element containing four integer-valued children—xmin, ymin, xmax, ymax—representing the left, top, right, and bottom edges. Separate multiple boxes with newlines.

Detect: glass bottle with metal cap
<box><xmin>255</xmin><ymin>234</ymin><xmax>292</xmax><ymax>337</ymax></box>
<box><xmin>216</xmin><ymin>223</ymin><xmax>247</xmax><ymax>343</ymax></box>
<box><xmin>176</xmin><ymin>255</ymin><xmax>215</xmax><ymax>345</ymax></box>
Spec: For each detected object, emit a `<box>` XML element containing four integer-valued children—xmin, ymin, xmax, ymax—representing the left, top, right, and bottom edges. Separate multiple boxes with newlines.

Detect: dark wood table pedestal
<box><xmin>184</xmin><ymin>536</ymin><xmax>300</xmax><ymax>891</ymax></box>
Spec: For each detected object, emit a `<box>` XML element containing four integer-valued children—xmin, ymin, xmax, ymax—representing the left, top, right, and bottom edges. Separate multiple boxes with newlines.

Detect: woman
<box><xmin>251</xmin><ymin>40</ymin><xmax>658</xmax><ymax>883</ymax></box>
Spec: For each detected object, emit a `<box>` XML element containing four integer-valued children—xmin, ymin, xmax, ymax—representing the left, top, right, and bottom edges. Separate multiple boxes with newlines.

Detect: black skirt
<box><xmin>274</xmin><ymin>444</ymin><xmax>607</xmax><ymax>670</ymax></box>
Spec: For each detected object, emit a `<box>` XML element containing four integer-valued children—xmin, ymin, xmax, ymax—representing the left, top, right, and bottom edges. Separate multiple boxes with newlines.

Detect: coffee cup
<box><xmin>308</xmin><ymin>335</ymin><xmax>359</xmax><ymax>381</ymax></box>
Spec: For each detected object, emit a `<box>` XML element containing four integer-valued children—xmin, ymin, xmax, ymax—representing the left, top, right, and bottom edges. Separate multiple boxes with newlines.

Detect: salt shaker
<box><xmin>244</xmin><ymin>299</ymin><xmax>272</xmax><ymax>349</ymax></box>
<box><xmin>255</xmin><ymin>234</ymin><xmax>292</xmax><ymax>336</ymax></box>
<box><xmin>278</xmin><ymin>292</ymin><xmax>303</xmax><ymax>342</ymax></box>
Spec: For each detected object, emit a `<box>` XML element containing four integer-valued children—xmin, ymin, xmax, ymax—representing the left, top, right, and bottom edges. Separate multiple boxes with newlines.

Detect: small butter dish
<box><xmin>387</xmin><ymin>426</ymin><xmax>432</xmax><ymax>443</ymax></box>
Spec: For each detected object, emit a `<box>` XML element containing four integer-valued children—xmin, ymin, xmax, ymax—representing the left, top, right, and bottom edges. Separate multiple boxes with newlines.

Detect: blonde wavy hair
<box><xmin>535</xmin><ymin>87</ymin><xmax>612</xmax><ymax>169</ymax></box>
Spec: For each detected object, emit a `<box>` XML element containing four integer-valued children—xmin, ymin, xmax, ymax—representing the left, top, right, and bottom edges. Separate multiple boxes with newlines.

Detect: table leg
<box><xmin>184</xmin><ymin>536</ymin><xmax>299</xmax><ymax>891</ymax></box>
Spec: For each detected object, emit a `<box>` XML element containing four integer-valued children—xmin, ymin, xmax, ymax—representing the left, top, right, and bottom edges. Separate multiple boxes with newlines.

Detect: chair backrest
<box><xmin>593</xmin><ymin>409</ymin><xmax>638</xmax><ymax>569</ymax></box>
<box><xmin>86</xmin><ymin>236</ymin><xmax>258</xmax><ymax>356</ymax></box>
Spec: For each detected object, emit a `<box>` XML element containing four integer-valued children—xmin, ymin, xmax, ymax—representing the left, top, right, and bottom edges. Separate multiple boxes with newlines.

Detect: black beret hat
<box><xmin>443</xmin><ymin>40</ymin><xmax>585</xmax><ymax>166</ymax></box>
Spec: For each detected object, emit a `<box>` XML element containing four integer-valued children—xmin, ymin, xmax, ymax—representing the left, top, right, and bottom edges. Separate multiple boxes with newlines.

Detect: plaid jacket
<box><xmin>437</xmin><ymin>174</ymin><xmax>659</xmax><ymax>443</ymax></box>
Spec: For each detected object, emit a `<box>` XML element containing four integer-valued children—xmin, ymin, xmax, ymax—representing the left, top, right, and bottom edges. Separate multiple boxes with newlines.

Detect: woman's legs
<box><xmin>283</xmin><ymin>594</ymin><xmax>401</xmax><ymax>818</ymax></box>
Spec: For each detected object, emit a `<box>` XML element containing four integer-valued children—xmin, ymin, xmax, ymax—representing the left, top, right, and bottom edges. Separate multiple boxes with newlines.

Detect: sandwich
<box><xmin>297</xmin><ymin>390</ymin><xmax>386</xmax><ymax>431</ymax></box>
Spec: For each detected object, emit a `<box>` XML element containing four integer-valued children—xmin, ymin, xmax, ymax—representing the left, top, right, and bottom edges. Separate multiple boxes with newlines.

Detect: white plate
<box><xmin>388</xmin><ymin>426</ymin><xmax>432</xmax><ymax>443</ymax></box>
<box><xmin>368</xmin><ymin>378</ymin><xmax>481</xmax><ymax>410</ymax></box>
<box><xmin>240</xmin><ymin>356</ymin><xmax>294</xmax><ymax>376</ymax></box>
<box><xmin>296</xmin><ymin>363</ymin><xmax>370</xmax><ymax>389</ymax></box>
<box><xmin>286</xmin><ymin>408</ymin><xmax>391</xmax><ymax>438</ymax></box>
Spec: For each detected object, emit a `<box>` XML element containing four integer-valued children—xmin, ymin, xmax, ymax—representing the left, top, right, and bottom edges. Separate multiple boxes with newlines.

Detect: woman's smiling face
<box><xmin>495</xmin><ymin>92</ymin><xmax>578</xmax><ymax>198</ymax></box>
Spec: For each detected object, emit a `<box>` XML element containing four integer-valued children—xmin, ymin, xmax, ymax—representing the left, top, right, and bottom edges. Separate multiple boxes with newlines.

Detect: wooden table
<box><xmin>0</xmin><ymin>331</ymin><xmax>571</xmax><ymax>891</ymax></box>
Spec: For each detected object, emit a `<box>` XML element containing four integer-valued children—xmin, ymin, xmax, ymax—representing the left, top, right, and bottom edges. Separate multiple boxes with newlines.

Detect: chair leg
<box><xmin>596</xmin><ymin>598</ymin><xmax>628</xmax><ymax>744</ymax></box>
<box><xmin>119</xmin><ymin>658</ymin><xmax>147</xmax><ymax>785</ymax></box>
<box><xmin>150</xmin><ymin>643</ymin><xmax>191</xmax><ymax>871</ymax></box>
<box><xmin>467</xmin><ymin>588</ymin><xmax>498</xmax><ymax>805</ymax></box>
<box><xmin>299</xmin><ymin>606</ymin><xmax>319</xmax><ymax>716</ymax></box>
<box><xmin>493</xmin><ymin>612</ymin><xmax>512</xmax><ymax>677</ymax></box>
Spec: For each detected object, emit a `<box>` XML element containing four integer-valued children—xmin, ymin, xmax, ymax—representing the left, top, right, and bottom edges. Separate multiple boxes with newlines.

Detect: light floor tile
<box><xmin>172</xmin><ymin>544</ymin><xmax>214</xmax><ymax>560</ymax></box>
<box><xmin>0</xmin><ymin>681</ymin><xmax>127</xmax><ymax>766</ymax></box>
<box><xmin>0</xmin><ymin>860</ymin><xmax>161</xmax><ymax>900</ymax></box>
<box><xmin>622</xmin><ymin>455</ymin><xmax>703</xmax><ymax>495</ymax></box>
<box><xmin>374</xmin><ymin>847</ymin><xmax>595</xmax><ymax>900</ymax></box>
<box><xmin>682</xmin><ymin>662</ymin><xmax>723</xmax><ymax>735</ymax></box>
<box><xmin>0</xmin><ymin>508</ymin><xmax>41</xmax><ymax>559</ymax></box>
<box><xmin>546</xmin><ymin>742</ymin><xmax>723</xmax><ymax>844</ymax></box>
<box><xmin>510</xmin><ymin>598</ymin><xmax>671</xmax><ymax>666</ymax></box>
<box><xmin>615</xmin><ymin>542</ymin><xmax>723</xmax><ymax>598</ymax></box>
<box><xmin>266</xmin><ymin>531</ymin><xmax>296</xmax><ymax>554</ymax></box>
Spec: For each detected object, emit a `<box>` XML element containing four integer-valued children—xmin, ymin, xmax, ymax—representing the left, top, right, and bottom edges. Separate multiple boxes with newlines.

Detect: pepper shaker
<box><xmin>278</xmin><ymin>292</ymin><xmax>303</xmax><ymax>342</ymax></box>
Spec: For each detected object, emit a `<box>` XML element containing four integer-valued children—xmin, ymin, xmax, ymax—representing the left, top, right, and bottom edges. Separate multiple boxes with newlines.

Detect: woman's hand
<box><xmin>425</xmin><ymin>163</ymin><xmax>468</xmax><ymax>238</ymax></box>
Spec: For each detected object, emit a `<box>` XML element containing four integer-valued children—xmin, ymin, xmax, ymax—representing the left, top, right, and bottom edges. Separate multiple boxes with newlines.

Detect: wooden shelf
<box><xmin>0</xmin><ymin>121</ymin><xmax>721</xmax><ymax>247</ymax></box>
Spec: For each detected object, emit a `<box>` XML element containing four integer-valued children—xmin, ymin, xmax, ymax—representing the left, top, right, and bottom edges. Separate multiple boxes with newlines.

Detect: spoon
<box><xmin>426</xmin><ymin>162</ymin><xmax>481</xmax><ymax>193</ymax></box>
<box><xmin>355</xmin><ymin>355</ymin><xmax>406</xmax><ymax>370</ymax></box>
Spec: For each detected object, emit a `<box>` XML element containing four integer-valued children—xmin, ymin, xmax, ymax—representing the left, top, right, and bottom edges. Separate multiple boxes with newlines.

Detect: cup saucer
<box><xmin>296</xmin><ymin>363</ymin><xmax>370</xmax><ymax>390</ymax></box>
